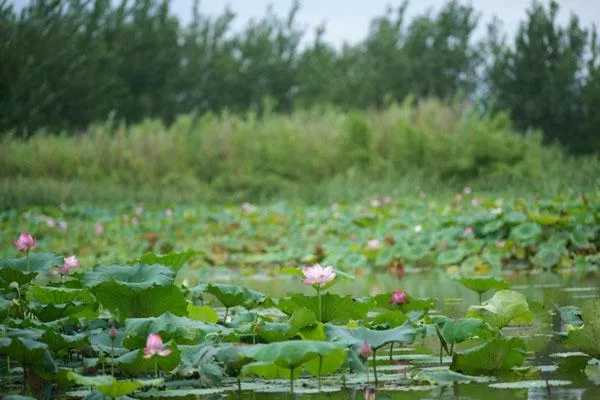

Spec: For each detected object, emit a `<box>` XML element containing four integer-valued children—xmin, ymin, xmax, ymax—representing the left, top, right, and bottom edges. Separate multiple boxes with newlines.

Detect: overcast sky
<box><xmin>11</xmin><ymin>0</ymin><xmax>600</xmax><ymax>46</ymax></box>
<box><xmin>190</xmin><ymin>0</ymin><xmax>599</xmax><ymax>46</ymax></box>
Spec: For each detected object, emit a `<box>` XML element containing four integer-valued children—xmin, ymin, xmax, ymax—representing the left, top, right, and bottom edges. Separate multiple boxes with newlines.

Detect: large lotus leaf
<box><xmin>116</xmin><ymin>343</ymin><xmax>181</xmax><ymax>375</ymax></box>
<box><xmin>0</xmin><ymin>296</ymin><xmax>10</xmax><ymax>320</ymax></box>
<box><xmin>370</xmin><ymin>310</ymin><xmax>409</xmax><ymax>329</ymax></box>
<box><xmin>257</xmin><ymin>308</ymin><xmax>317</xmax><ymax>343</ymax></box>
<box><xmin>241</xmin><ymin>361</ymin><xmax>301</xmax><ymax>379</ymax></box>
<box><xmin>436</xmin><ymin>318</ymin><xmax>488</xmax><ymax>346</ymax></box>
<box><xmin>412</xmin><ymin>366</ymin><xmax>496</xmax><ymax>384</ymax></box>
<box><xmin>0</xmin><ymin>337</ymin><xmax>57</xmax><ymax>377</ymax></box>
<box><xmin>83</xmin><ymin>263</ymin><xmax>175</xmax><ymax>289</ymax></box>
<box><xmin>277</xmin><ymin>293</ymin><xmax>375</xmax><ymax>323</ymax></box>
<box><xmin>243</xmin><ymin>340</ymin><xmax>344</xmax><ymax>371</ymax></box>
<box><xmin>374</xmin><ymin>291</ymin><xmax>436</xmax><ymax>313</ymax></box>
<box><xmin>303</xmin><ymin>347</ymin><xmax>347</xmax><ymax>376</ymax></box>
<box><xmin>27</xmin><ymin>286</ymin><xmax>95</xmax><ymax>305</ymax></box>
<box><xmin>134</xmin><ymin>250</ymin><xmax>199</xmax><ymax>271</ymax></box>
<box><xmin>191</xmin><ymin>283</ymin><xmax>272</xmax><ymax>309</ymax></box>
<box><xmin>89</xmin><ymin>328</ymin><xmax>129</xmax><ymax>356</ymax></box>
<box><xmin>325</xmin><ymin>322</ymin><xmax>424</xmax><ymax>350</ymax></box>
<box><xmin>504</xmin><ymin>211</ymin><xmax>527</xmax><ymax>224</ymax></box>
<box><xmin>187</xmin><ymin>304</ymin><xmax>219</xmax><ymax>323</ymax></box>
<box><xmin>29</xmin><ymin>302</ymin><xmax>96</xmax><ymax>322</ymax></box>
<box><xmin>436</xmin><ymin>248</ymin><xmax>466</xmax><ymax>266</ymax></box>
<box><xmin>41</xmin><ymin>330</ymin><xmax>89</xmax><ymax>355</ymax></box>
<box><xmin>510</xmin><ymin>223</ymin><xmax>542</xmax><ymax>246</ymax></box>
<box><xmin>454</xmin><ymin>276</ymin><xmax>510</xmax><ymax>295</ymax></box>
<box><xmin>123</xmin><ymin>313</ymin><xmax>233</xmax><ymax>348</ymax></box>
<box><xmin>450</xmin><ymin>337</ymin><xmax>527</xmax><ymax>376</ymax></box>
<box><xmin>466</xmin><ymin>290</ymin><xmax>533</xmax><ymax>328</ymax></box>
<box><xmin>532</xmin><ymin>249</ymin><xmax>563</xmax><ymax>268</ymax></box>
<box><xmin>567</xmin><ymin>299</ymin><xmax>600</xmax><ymax>358</ymax></box>
<box><xmin>177</xmin><ymin>344</ymin><xmax>224</xmax><ymax>385</ymax></box>
<box><xmin>0</xmin><ymin>253</ymin><xmax>63</xmax><ymax>284</ymax></box>
<box><xmin>66</xmin><ymin>371</ymin><xmax>161</xmax><ymax>397</ymax></box>
<box><xmin>90</xmin><ymin>283</ymin><xmax>186</xmax><ymax>321</ymax></box>
<box><xmin>482</xmin><ymin>220</ymin><xmax>504</xmax><ymax>235</ymax></box>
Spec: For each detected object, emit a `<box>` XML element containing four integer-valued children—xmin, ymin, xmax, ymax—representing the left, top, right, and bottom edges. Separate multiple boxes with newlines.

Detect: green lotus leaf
<box><xmin>510</xmin><ymin>222</ymin><xmax>542</xmax><ymax>246</ymax></box>
<box><xmin>0</xmin><ymin>337</ymin><xmax>57</xmax><ymax>378</ymax></box>
<box><xmin>177</xmin><ymin>344</ymin><xmax>224</xmax><ymax>385</ymax></box>
<box><xmin>450</xmin><ymin>337</ymin><xmax>527</xmax><ymax>375</ymax></box>
<box><xmin>454</xmin><ymin>276</ymin><xmax>510</xmax><ymax>295</ymax></box>
<box><xmin>27</xmin><ymin>285</ymin><xmax>95</xmax><ymax>305</ymax></box>
<box><xmin>374</xmin><ymin>291</ymin><xmax>436</xmax><ymax>313</ymax></box>
<box><xmin>134</xmin><ymin>250</ymin><xmax>199</xmax><ymax>271</ymax></box>
<box><xmin>436</xmin><ymin>248</ymin><xmax>466</xmax><ymax>266</ymax></box>
<box><xmin>325</xmin><ymin>322</ymin><xmax>425</xmax><ymax>350</ymax></box>
<box><xmin>242</xmin><ymin>340</ymin><xmax>345</xmax><ymax>372</ymax></box>
<box><xmin>0</xmin><ymin>253</ymin><xmax>63</xmax><ymax>285</ymax></box>
<box><xmin>187</xmin><ymin>304</ymin><xmax>219</xmax><ymax>323</ymax></box>
<box><xmin>123</xmin><ymin>313</ymin><xmax>233</xmax><ymax>348</ymax></box>
<box><xmin>466</xmin><ymin>290</ymin><xmax>533</xmax><ymax>328</ymax></box>
<box><xmin>83</xmin><ymin>264</ymin><xmax>185</xmax><ymax>321</ymax></box>
<box><xmin>191</xmin><ymin>283</ymin><xmax>272</xmax><ymax>309</ymax></box>
<box><xmin>115</xmin><ymin>342</ymin><xmax>181</xmax><ymax>376</ymax></box>
<box><xmin>436</xmin><ymin>317</ymin><xmax>488</xmax><ymax>346</ymax></box>
<box><xmin>277</xmin><ymin>293</ymin><xmax>375</xmax><ymax>323</ymax></box>
<box><xmin>567</xmin><ymin>299</ymin><xmax>600</xmax><ymax>358</ymax></box>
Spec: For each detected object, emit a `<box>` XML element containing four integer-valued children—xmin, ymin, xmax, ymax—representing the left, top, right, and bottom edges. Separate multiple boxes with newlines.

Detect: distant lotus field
<box><xmin>0</xmin><ymin>190</ymin><xmax>598</xmax><ymax>399</ymax></box>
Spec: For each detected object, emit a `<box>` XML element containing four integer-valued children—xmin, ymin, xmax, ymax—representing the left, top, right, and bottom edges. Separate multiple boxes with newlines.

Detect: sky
<box><xmin>189</xmin><ymin>0</ymin><xmax>599</xmax><ymax>46</ymax></box>
<box><xmin>10</xmin><ymin>0</ymin><xmax>600</xmax><ymax>46</ymax></box>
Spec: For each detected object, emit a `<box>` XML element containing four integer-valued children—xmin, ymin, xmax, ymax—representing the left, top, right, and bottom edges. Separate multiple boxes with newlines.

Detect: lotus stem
<box><xmin>7</xmin><ymin>355</ymin><xmax>11</xmax><ymax>393</ymax></box>
<box><xmin>290</xmin><ymin>367</ymin><xmax>295</xmax><ymax>394</ymax></box>
<box><xmin>372</xmin><ymin>351</ymin><xmax>378</xmax><ymax>384</ymax></box>
<box><xmin>318</xmin><ymin>355</ymin><xmax>323</xmax><ymax>391</ymax></box>
<box><xmin>450</xmin><ymin>342</ymin><xmax>454</xmax><ymax>356</ymax></box>
<box><xmin>389</xmin><ymin>342</ymin><xmax>394</xmax><ymax>361</ymax></box>
<box><xmin>440</xmin><ymin>342</ymin><xmax>443</xmax><ymax>364</ymax></box>
<box><xmin>26</xmin><ymin>250</ymin><xmax>30</xmax><ymax>273</ymax></box>
<box><xmin>154</xmin><ymin>358</ymin><xmax>158</xmax><ymax>379</ymax></box>
<box><xmin>478</xmin><ymin>292</ymin><xmax>483</xmax><ymax>305</ymax></box>
<box><xmin>317</xmin><ymin>286</ymin><xmax>322</xmax><ymax>322</ymax></box>
<box><xmin>223</xmin><ymin>307</ymin><xmax>229</xmax><ymax>324</ymax></box>
<box><xmin>111</xmin><ymin>342</ymin><xmax>115</xmax><ymax>376</ymax></box>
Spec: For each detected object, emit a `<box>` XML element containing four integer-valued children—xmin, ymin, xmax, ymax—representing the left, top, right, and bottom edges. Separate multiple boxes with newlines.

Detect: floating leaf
<box><xmin>325</xmin><ymin>322</ymin><xmax>424</xmax><ymax>350</ymax></box>
<box><xmin>466</xmin><ymin>290</ymin><xmax>533</xmax><ymax>328</ymax></box>
<box><xmin>510</xmin><ymin>223</ymin><xmax>542</xmax><ymax>246</ymax></box>
<box><xmin>450</xmin><ymin>337</ymin><xmax>527</xmax><ymax>376</ymax></box>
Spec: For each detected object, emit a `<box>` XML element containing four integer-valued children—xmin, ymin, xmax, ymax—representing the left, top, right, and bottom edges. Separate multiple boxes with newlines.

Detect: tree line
<box><xmin>1</xmin><ymin>0</ymin><xmax>598</xmax><ymax>153</ymax></box>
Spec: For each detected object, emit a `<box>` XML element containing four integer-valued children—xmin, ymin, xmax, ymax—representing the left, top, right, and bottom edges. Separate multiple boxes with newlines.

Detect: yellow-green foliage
<box><xmin>1</xmin><ymin>100</ymin><xmax>598</xmax><ymax>207</ymax></box>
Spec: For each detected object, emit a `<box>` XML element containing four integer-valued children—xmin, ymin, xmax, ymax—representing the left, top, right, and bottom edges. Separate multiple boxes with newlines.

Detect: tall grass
<box><xmin>1</xmin><ymin>99</ymin><xmax>598</xmax><ymax>208</ymax></box>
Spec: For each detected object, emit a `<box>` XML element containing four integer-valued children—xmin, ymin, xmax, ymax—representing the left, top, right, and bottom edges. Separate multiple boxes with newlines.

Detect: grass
<box><xmin>1</xmin><ymin>99</ymin><xmax>599</xmax><ymax>209</ymax></box>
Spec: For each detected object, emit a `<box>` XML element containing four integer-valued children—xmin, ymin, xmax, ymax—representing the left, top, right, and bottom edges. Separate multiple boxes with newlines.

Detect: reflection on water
<box><xmin>188</xmin><ymin>269</ymin><xmax>599</xmax><ymax>400</ymax></box>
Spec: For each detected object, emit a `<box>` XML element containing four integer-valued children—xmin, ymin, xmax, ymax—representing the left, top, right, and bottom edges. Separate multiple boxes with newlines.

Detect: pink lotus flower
<box><xmin>109</xmin><ymin>325</ymin><xmax>118</xmax><ymax>340</ymax></box>
<box><xmin>53</xmin><ymin>255</ymin><xmax>80</xmax><ymax>276</ymax></box>
<box><xmin>465</xmin><ymin>227</ymin><xmax>474</xmax><ymax>235</ymax></box>
<box><xmin>302</xmin><ymin>264</ymin><xmax>336</xmax><ymax>287</ymax></box>
<box><xmin>367</xmin><ymin>239</ymin><xmax>381</xmax><ymax>250</ymax></box>
<box><xmin>360</xmin><ymin>340</ymin><xmax>373</xmax><ymax>358</ymax></box>
<box><xmin>463</xmin><ymin>186</ymin><xmax>472</xmax><ymax>195</ymax></box>
<box><xmin>370</xmin><ymin>199</ymin><xmax>382</xmax><ymax>208</ymax></box>
<box><xmin>364</xmin><ymin>387</ymin><xmax>376</xmax><ymax>400</ymax></box>
<box><xmin>95</xmin><ymin>223</ymin><xmax>104</xmax><ymax>236</ymax></box>
<box><xmin>59</xmin><ymin>220</ymin><xmax>68</xmax><ymax>230</ymax></box>
<box><xmin>143</xmin><ymin>333</ymin><xmax>172</xmax><ymax>359</ymax></box>
<box><xmin>389</xmin><ymin>290</ymin><xmax>407</xmax><ymax>305</ymax></box>
<box><xmin>471</xmin><ymin>198</ymin><xmax>479</xmax><ymax>207</ymax></box>
<box><xmin>14</xmin><ymin>232</ymin><xmax>36</xmax><ymax>252</ymax></box>
<box><xmin>165</xmin><ymin>208</ymin><xmax>173</xmax><ymax>217</ymax></box>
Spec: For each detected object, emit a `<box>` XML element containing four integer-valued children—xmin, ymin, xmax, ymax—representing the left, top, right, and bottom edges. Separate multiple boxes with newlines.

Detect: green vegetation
<box><xmin>2</xmin><ymin>0</ymin><xmax>599</xmax><ymax>155</ymax></box>
<box><xmin>2</xmin><ymin>100</ymin><xmax>599</xmax><ymax>209</ymax></box>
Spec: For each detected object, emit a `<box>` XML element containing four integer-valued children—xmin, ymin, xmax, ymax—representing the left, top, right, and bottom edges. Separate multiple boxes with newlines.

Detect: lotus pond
<box><xmin>0</xmin><ymin>192</ymin><xmax>598</xmax><ymax>399</ymax></box>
